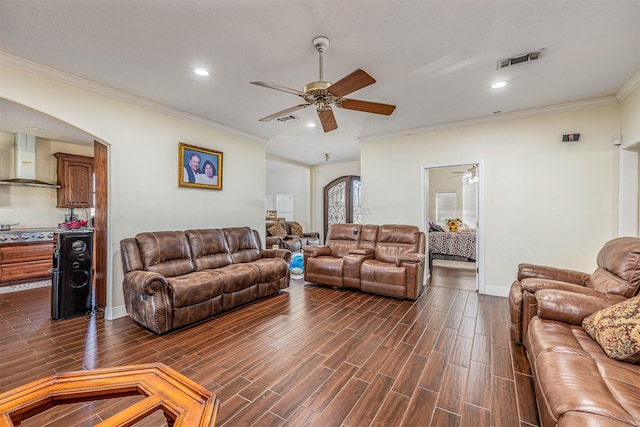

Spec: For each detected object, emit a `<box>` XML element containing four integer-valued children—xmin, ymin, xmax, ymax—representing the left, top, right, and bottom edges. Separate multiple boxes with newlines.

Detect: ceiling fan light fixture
<box><xmin>304</xmin><ymin>81</ymin><xmax>332</xmax><ymax>93</ymax></box>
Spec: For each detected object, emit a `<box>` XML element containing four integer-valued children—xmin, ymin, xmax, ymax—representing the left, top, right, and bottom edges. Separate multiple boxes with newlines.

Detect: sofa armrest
<box><xmin>123</xmin><ymin>270</ymin><xmax>169</xmax><ymax>295</ymax></box>
<box><xmin>303</xmin><ymin>232</ymin><xmax>320</xmax><ymax>239</ymax></box>
<box><xmin>303</xmin><ymin>245</ymin><xmax>331</xmax><ymax>257</ymax></box>
<box><xmin>348</xmin><ymin>248</ymin><xmax>375</xmax><ymax>256</ymax></box>
<box><xmin>265</xmin><ymin>235</ymin><xmax>283</xmax><ymax>248</ymax></box>
<box><xmin>517</xmin><ymin>263</ymin><xmax>589</xmax><ymax>285</ymax></box>
<box><xmin>520</xmin><ymin>278</ymin><xmax>592</xmax><ymax>294</ymax></box>
<box><xmin>536</xmin><ymin>289</ymin><xmax>626</xmax><ymax>325</ymax></box>
<box><xmin>397</xmin><ymin>252</ymin><xmax>425</xmax><ymax>266</ymax></box>
<box><xmin>260</xmin><ymin>248</ymin><xmax>292</xmax><ymax>262</ymax></box>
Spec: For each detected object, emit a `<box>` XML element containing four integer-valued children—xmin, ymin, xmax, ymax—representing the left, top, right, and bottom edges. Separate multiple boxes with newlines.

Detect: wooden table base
<box><xmin>0</xmin><ymin>363</ymin><xmax>219</xmax><ymax>426</ymax></box>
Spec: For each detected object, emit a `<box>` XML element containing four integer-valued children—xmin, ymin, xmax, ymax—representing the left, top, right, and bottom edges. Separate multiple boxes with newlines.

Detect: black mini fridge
<box><xmin>51</xmin><ymin>230</ymin><xmax>94</xmax><ymax>320</ymax></box>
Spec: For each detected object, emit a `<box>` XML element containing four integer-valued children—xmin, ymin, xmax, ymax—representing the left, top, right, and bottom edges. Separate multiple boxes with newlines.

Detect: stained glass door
<box><xmin>323</xmin><ymin>175</ymin><xmax>361</xmax><ymax>240</ymax></box>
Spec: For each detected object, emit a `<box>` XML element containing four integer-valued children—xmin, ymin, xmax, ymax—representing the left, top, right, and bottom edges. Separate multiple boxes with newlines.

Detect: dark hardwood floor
<box><xmin>0</xmin><ymin>267</ymin><xmax>539</xmax><ymax>426</ymax></box>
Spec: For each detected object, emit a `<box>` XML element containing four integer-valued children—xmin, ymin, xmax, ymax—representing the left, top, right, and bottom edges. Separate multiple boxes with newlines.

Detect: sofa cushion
<box><xmin>224</xmin><ymin>227</ymin><xmax>261</xmax><ymax>263</ymax></box>
<box><xmin>587</xmin><ymin>237</ymin><xmax>640</xmax><ymax>297</ymax></box>
<box><xmin>326</xmin><ymin>224</ymin><xmax>362</xmax><ymax>258</ymax></box>
<box><xmin>185</xmin><ymin>229</ymin><xmax>233</xmax><ymax>270</ymax></box>
<box><xmin>374</xmin><ymin>225</ymin><xmax>420</xmax><ymax>264</ymax></box>
<box><xmin>217</xmin><ymin>263</ymin><xmax>260</xmax><ymax>292</ymax></box>
<box><xmin>252</xmin><ymin>257</ymin><xmax>289</xmax><ymax>283</ymax></box>
<box><xmin>582</xmin><ymin>295</ymin><xmax>640</xmax><ymax>363</ymax></box>
<box><xmin>289</xmin><ymin>222</ymin><xmax>304</xmax><ymax>237</ymax></box>
<box><xmin>527</xmin><ymin>317</ymin><xmax>640</xmax><ymax>426</ymax></box>
<box><xmin>166</xmin><ymin>271</ymin><xmax>224</xmax><ymax>308</ymax></box>
<box><xmin>360</xmin><ymin>259</ymin><xmax>407</xmax><ymax>298</ymax></box>
<box><xmin>268</xmin><ymin>223</ymin><xmax>287</xmax><ymax>237</ymax></box>
<box><xmin>136</xmin><ymin>231</ymin><xmax>195</xmax><ymax>277</ymax></box>
<box><xmin>305</xmin><ymin>256</ymin><xmax>345</xmax><ymax>287</ymax></box>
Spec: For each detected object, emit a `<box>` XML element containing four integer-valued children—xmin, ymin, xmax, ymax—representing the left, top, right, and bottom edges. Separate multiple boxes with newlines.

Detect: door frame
<box><xmin>93</xmin><ymin>140</ymin><xmax>108</xmax><ymax>309</ymax></box>
<box><xmin>421</xmin><ymin>161</ymin><xmax>484</xmax><ymax>293</ymax></box>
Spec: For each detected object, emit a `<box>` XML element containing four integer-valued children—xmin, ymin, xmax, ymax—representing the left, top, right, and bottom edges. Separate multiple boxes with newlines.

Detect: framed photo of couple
<box><xmin>178</xmin><ymin>142</ymin><xmax>223</xmax><ymax>190</ymax></box>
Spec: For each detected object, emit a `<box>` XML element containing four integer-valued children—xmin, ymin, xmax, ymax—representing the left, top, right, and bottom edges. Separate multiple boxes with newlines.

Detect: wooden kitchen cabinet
<box><xmin>0</xmin><ymin>242</ymin><xmax>54</xmax><ymax>284</ymax></box>
<box><xmin>54</xmin><ymin>152</ymin><xmax>94</xmax><ymax>208</ymax></box>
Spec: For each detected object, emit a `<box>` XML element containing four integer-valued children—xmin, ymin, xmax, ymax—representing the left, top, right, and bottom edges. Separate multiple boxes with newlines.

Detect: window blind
<box><xmin>436</xmin><ymin>191</ymin><xmax>456</xmax><ymax>224</ymax></box>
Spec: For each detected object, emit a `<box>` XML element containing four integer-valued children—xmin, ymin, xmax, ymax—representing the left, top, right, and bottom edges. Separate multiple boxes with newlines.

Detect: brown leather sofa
<box><xmin>509</xmin><ymin>237</ymin><xmax>640</xmax><ymax>343</ymax></box>
<box><xmin>512</xmin><ymin>237</ymin><xmax>640</xmax><ymax>426</ymax></box>
<box><xmin>524</xmin><ymin>293</ymin><xmax>640</xmax><ymax>427</ymax></box>
<box><xmin>120</xmin><ymin>227</ymin><xmax>291</xmax><ymax>334</ymax></box>
<box><xmin>265</xmin><ymin>220</ymin><xmax>320</xmax><ymax>252</ymax></box>
<box><xmin>303</xmin><ymin>223</ymin><xmax>426</xmax><ymax>300</ymax></box>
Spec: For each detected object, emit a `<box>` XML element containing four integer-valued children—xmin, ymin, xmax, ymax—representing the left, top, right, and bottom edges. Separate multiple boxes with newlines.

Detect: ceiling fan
<box><xmin>448</xmin><ymin>165</ymin><xmax>478</xmax><ymax>182</ymax></box>
<box><xmin>250</xmin><ymin>36</ymin><xmax>396</xmax><ymax>132</ymax></box>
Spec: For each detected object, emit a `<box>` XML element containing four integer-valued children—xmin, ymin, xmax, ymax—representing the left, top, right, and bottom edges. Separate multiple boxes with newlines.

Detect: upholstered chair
<box><xmin>265</xmin><ymin>220</ymin><xmax>320</xmax><ymax>252</ymax></box>
<box><xmin>508</xmin><ymin>236</ymin><xmax>640</xmax><ymax>343</ymax></box>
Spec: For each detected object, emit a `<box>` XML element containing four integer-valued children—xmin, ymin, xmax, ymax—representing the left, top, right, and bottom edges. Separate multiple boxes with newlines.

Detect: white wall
<box><xmin>621</xmin><ymin>84</ymin><xmax>640</xmax><ymax>144</ymax></box>
<box><xmin>619</xmin><ymin>85</ymin><xmax>640</xmax><ymax>234</ymax></box>
<box><xmin>266</xmin><ymin>164</ymin><xmax>311</xmax><ymax>230</ymax></box>
<box><xmin>361</xmin><ymin>104</ymin><xmax>621</xmax><ymax>296</ymax></box>
<box><xmin>310</xmin><ymin>161</ymin><xmax>360</xmax><ymax>241</ymax></box>
<box><xmin>1</xmin><ymin>63</ymin><xmax>267</xmax><ymax>318</ymax></box>
<box><xmin>0</xmin><ymin>133</ymin><xmax>94</xmax><ymax>227</ymax></box>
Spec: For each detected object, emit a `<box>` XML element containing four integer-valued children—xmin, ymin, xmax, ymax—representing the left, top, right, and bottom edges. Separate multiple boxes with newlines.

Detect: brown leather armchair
<box><xmin>265</xmin><ymin>220</ymin><xmax>320</xmax><ymax>252</ymax></box>
<box><xmin>509</xmin><ymin>236</ymin><xmax>640</xmax><ymax>343</ymax></box>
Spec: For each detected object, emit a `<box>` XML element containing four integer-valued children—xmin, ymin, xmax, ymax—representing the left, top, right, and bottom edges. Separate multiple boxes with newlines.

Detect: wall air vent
<box><xmin>276</xmin><ymin>115</ymin><xmax>298</xmax><ymax>122</ymax></box>
<box><xmin>497</xmin><ymin>48</ymin><xmax>545</xmax><ymax>69</ymax></box>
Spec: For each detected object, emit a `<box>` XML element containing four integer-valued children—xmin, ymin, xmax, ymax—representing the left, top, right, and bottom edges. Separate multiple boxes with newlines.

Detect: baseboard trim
<box><xmin>482</xmin><ymin>285</ymin><xmax>510</xmax><ymax>297</ymax></box>
<box><xmin>105</xmin><ymin>305</ymin><xmax>128</xmax><ymax>320</ymax></box>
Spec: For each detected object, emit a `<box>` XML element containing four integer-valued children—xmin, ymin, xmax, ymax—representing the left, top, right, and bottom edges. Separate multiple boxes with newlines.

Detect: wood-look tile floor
<box><xmin>0</xmin><ymin>267</ymin><xmax>539</xmax><ymax>426</ymax></box>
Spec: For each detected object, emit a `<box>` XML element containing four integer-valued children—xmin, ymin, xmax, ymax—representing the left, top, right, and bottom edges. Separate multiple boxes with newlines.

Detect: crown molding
<box><xmin>0</xmin><ymin>52</ymin><xmax>268</xmax><ymax>143</ymax></box>
<box><xmin>615</xmin><ymin>70</ymin><xmax>640</xmax><ymax>101</ymax></box>
<box><xmin>360</xmin><ymin>96</ymin><xmax>618</xmax><ymax>143</ymax></box>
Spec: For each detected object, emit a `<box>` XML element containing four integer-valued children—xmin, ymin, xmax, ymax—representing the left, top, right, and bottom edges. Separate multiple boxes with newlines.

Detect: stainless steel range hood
<box><xmin>0</xmin><ymin>134</ymin><xmax>60</xmax><ymax>188</ymax></box>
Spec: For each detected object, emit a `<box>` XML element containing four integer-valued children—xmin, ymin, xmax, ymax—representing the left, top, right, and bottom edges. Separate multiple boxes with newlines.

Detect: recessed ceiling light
<box><xmin>491</xmin><ymin>81</ymin><xmax>508</xmax><ymax>89</ymax></box>
<box><xmin>193</xmin><ymin>68</ymin><xmax>210</xmax><ymax>77</ymax></box>
<box><xmin>307</xmin><ymin>123</ymin><xmax>317</xmax><ymax>128</ymax></box>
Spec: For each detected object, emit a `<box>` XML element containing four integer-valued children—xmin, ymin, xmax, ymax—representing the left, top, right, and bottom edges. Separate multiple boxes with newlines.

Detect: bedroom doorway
<box><xmin>422</xmin><ymin>162</ymin><xmax>483</xmax><ymax>292</ymax></box>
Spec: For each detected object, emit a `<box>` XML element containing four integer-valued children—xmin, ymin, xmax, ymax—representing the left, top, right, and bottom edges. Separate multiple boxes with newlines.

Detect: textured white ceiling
<box><xmin>1</xmin><ymin>0</ymin><xmax>639</xmax><ymax>166</ymax></box>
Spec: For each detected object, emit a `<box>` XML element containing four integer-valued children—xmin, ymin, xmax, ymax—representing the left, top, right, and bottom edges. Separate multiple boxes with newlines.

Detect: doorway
<box><xmin>422</xmin><ymin>162</ymin><xmax>483</xmax><ymax>293</ymax></box>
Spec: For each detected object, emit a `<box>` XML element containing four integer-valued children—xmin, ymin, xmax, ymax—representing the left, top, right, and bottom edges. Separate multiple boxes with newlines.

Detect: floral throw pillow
<box><xmin>289</xmin><ymin>222</ymin><xmax>304</xmax><ymax>237</ymax></box>
<box><xmin>582</xmin><ymin>295</ymin><xmax>640</xmax><ymax>364</ymax></box>
<box><xmin>268</xmin><ymin>223</ymin><xmax>287</xmax><ymax>237</ymax></box>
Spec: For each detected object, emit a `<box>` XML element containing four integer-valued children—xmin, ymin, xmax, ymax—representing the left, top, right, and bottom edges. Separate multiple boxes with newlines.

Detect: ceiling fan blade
<box><xmin>327</xmin><ymin>69</ymin><xmax>376</xmax><ymax>98</ymax></box>
<box><xmin>338</xmin><ymin>98</ymin><xmax>396</xmax><ymax>115</ymax></box>
<box><xmin>318</xmin><ymin>107</ymin><xmax>338</xmax><ymax>132</ymax></box>
<box><xmin>251</xmin><ymin>81</ymin><xmax>307</xmax><ymax>97</ymax></box>
<box><xmin>258</xmin><ymin>103</ymin><xmax>311</xmax><ymax>122</ymax></box>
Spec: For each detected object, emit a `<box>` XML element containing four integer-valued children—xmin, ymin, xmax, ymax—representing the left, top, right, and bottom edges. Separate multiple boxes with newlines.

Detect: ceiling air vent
<box><xmin>497</xmin><ymin>48</ymin><xmax>545</xmax><ymax>69</ymax></box>
<box><xmin>276</xmin><ymin>115</ymin><xmax>298</xmax><ymax>122</ymax></box>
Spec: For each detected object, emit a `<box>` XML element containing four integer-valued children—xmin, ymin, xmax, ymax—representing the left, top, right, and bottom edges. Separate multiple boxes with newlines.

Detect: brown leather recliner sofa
<box><xmin>265</xmin><ymin>220</ymin><xmax>320</xmax><ymax>252</ymax></box>
<box><xmin>509</xmin><ymin>236</ymin><xmax>640</xmax><ymax>427</ymax></box>
<box><xmin>509</xmin><ymin>236</ymin><xmax>640</xmax><ymax>343</ymax></box>
<box><xmin>525</xmin><ymin>295</ymin><xmax>640</xmax><ymax>427</ymax></box>
<box><xmin>303</xmin><ymin>223</ymin><xmax>426</xmax><ymax>300</ymax></box>
<box><xmin>120</xmin><ymin>227</ymin><xmax>291</xmax><ymax>334</ymax></box>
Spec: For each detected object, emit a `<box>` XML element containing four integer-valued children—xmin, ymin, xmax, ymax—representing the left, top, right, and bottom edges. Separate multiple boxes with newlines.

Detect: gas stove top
<box><xmin>0</xmin><ymin>227</ymin><xmax>60</xmax><ymax>244</ymax></box>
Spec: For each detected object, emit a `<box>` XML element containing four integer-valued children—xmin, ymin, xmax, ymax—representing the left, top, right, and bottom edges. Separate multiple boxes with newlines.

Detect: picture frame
<box><xmin>266</xmin><ymin>210</ymin><xmax>278</xmax><ymax>220</ymax></box>
<box><xmin>178</xmin><ymin>142</ymin><xmax>223</xmax><ymax>190</ymax></box>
